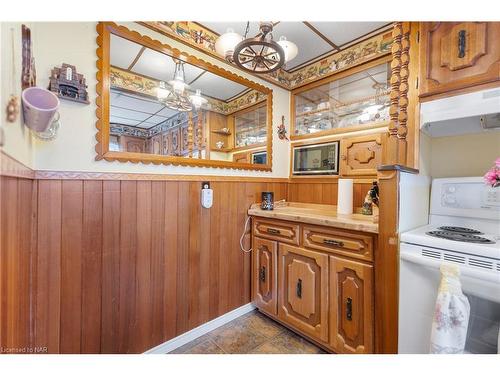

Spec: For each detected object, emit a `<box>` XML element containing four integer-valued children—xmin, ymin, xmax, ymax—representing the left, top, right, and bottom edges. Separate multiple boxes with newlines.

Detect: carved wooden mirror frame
<box><xmin>95</xmin><ymin>22</ymin><xmax>273</xmax><ymax>171</ymax></box>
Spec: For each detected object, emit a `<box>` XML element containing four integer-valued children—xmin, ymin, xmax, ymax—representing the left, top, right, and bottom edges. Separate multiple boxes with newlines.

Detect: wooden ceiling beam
<box><xmin>303</xmin><ymin>21</ymin><xmax>340</xmax><ymax>50</ymax></box>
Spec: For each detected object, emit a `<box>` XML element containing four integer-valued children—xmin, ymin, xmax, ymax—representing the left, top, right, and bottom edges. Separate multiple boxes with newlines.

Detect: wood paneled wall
<box><xmin>288</xmin><ymin>181</ymin><xmax>372</xmax><ymax>208</ymax></box>
<box><xmin>1</xmin><ymin>174</ymin><xmax>373</xmax><ymax>354</ymax></box>
<box><xmin>1</xmin><ymin>177</ymin><xmax>287</xmax><ymax>354</ymax></box>
<box><xmin>0</xmin><ymin>176</ymin><xmax>35</xmax><ymax>353</ymax></box>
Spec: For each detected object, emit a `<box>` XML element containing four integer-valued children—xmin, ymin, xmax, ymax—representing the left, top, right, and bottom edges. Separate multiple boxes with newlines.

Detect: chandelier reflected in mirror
<box><xmin>156</xmin><ymin>59</ymin><xmax>207</xmax><ymax>112</ymax></box>
<box><xmin>215</xmin><ymin>22</ymin><xmax>298</xmax><ymax>74</ymax></box>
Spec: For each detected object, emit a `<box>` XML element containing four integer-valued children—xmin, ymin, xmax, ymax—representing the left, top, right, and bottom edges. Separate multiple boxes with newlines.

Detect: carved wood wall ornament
<box><xmin>384</xmin><ymin>21</ymin><xmax>411</xmax><ymax>166</ymax></box>
<box><xmin>387</xmin><ymin>22</ymin><xmax>402</xmax><ymax>165</ymax></box>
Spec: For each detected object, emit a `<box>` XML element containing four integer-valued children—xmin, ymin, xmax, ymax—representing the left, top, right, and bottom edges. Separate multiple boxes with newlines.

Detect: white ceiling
<box><xmin>199</xmin><ymin>21</ymin><xmax>390</xmax><ymax>71</ymax></box>
<box><xmin>110</xmin><ymin>89</ymin><xmax>178</xmax><ymax>129</ymax></box>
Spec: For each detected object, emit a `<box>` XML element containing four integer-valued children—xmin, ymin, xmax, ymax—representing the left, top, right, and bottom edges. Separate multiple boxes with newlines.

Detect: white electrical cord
<box><xmin>239</xmin><ymin>199</ymin><xmax>286</xmax><ymax>253</ymax></box>
<box><xmin>239</xmin><ymin>215</ymin><xmax>253</xmax><ymax>253</ymax></box>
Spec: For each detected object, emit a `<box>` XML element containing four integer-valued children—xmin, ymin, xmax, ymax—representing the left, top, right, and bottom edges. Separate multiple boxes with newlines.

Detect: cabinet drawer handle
<box><xmin>296</xmin><ymin>278</ymin><xmax>302</xmax><ymax>299</ymax></box>
<box><xmin>346</xmin><ymin>297</ymin><xmax>353</xmax><ymax>321</ymax></box>
<box><xmin>266</xmin><ymin>228</ymin><xmax>281</xmax><ymax>235</ymax></box>
<box><xmin>323</xmin><ymin>238</ymin><xmax>344</xmax><ymax>247</ymax></box>
<box><xmin>259</xmin><ymin>266</ymin><xmax>266</xmax><ymax>282</ymax></box>
<box><xmin>458</xmin><ymin>29</ymin><xmax>466</xmax><ymax>58</ymax></box>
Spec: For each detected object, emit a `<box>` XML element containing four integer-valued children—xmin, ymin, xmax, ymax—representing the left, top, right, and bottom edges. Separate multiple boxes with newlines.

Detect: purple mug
<box><xmin>22</xmin><ymin>87</ymin><xmax>60</xmax><ymax>132</ymax></box>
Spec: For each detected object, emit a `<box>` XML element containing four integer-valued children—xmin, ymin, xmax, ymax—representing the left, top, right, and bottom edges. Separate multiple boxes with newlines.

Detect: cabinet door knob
<box><xmin>346</xmin><ymin>297</ymin><xmax>353</xmax><ymax>321</ymax></box>
<box><xmin>259</xmin><ymin>266</ymin><xmax>266</xmax><ymax>282</ymax></box>
<box><xmin>296</xmin><ymin>278</ymin><xmax>302</xmax><ymax>299</ymax></box>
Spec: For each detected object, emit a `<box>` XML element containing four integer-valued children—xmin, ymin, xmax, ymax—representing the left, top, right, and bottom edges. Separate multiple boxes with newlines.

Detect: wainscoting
<box><xmin>288</xmin><ymin>181</ymin><xmax>372</xmax><ymax>207</ymax></box>
<box><xmin>0</xmin><ymin>176</ymin><xmax>35</xmax><ymax>353</ymax></box>
<box><xmin>1</xmin><ymin>175</ymin><xmax>287</xmax><ymax>353</ymax></box>
<box><xmin>1</xmin><ymin>160</ymin><xmax>373</xmax><ymax>354</ymax></box>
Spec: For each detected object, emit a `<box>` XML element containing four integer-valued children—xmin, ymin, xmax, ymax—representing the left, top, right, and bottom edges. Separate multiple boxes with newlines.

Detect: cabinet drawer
<box><xmin>253</xmin><ymin>219</ymin><xmax>299</xmax><ymax>245</ymax></box>
<box><xmin>303</xmin><ymin>226</ymin><xmax>373</xmax><ymax>261</ymax></box>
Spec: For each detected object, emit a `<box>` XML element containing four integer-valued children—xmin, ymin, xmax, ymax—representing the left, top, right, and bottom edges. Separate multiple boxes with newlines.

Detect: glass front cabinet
<box><xmin>291</xmin><ymin>58</ymin><xmax>391</xmax><ymax>139</ymax></box>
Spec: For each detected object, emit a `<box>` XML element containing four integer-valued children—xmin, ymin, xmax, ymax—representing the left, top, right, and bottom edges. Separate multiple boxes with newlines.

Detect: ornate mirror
<box><xmin>96</xmin><ymin>22</ymin><xmax>273</xmax><ymax>170</ymax></box>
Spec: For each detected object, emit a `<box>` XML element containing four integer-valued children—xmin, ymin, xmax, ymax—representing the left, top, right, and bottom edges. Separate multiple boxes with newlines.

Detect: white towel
<box><xmin>430</xmin><ymin>264</ymin><xmax>471</xmax><ymax>354</ymax></box>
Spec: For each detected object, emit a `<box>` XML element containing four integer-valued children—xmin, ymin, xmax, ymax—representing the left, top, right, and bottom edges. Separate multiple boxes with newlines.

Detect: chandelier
<box><xmin>215</xmin><ymin>22</ymin><xmax>298</xmax><ymax>74</ymax></box>
<box><xmin>157</xmin><ymin>59</ymin><xmax>207</xmax><ymax>112</ymax></box>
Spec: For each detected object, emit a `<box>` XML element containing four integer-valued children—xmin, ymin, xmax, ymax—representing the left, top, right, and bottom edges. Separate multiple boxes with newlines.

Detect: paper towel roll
<box><xmin>337</xmin><ymin>179</ymin><xmax>353</xmax><ymax>215</ymax></box>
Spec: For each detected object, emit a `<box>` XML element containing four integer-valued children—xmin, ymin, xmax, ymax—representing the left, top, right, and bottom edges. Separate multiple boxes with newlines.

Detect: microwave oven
<box><xmin>292</xmin><ymin>141</ymin><xmax>339</xmax><ymax>175</ymax></box>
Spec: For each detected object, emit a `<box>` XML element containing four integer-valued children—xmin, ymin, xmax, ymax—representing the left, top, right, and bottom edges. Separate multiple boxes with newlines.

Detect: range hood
<box><xmin>420</xmin><ymin>88</ymin><xmax>500</xmax><ymax>137</ymax></box>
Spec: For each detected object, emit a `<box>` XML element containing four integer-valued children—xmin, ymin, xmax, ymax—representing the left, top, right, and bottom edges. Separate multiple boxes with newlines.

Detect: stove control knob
<box><xmin>444</xmin><ymin>195</ymin><xmax>456</xmax><ymax>204</ymax></box>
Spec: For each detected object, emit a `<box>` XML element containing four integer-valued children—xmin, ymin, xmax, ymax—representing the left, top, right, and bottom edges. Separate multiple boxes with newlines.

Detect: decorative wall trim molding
<box><xmin>110</xmin><ymin>66</ymin><xmax>266</xmax><ymax>116</ymax></box>
<box><xmin>0</xmin><ymin>151</ymin><xmax>35</xmax><ymax>179</ymax></box>
<box><xmin>34</xmin><ymin>169</ymin><xmax>289</xmax><ymax>182</ymax></box>
<box><xmin>144</xmin><ymin>303</ymin><xmax>256</xmax><ymax>354</ymax></box>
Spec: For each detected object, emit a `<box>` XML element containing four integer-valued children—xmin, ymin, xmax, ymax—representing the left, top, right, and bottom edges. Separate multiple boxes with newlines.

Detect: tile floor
<box><xmin>170</xmin><ymin>310</ymin><xmax>326</xmax><ymax>354</ymax></box>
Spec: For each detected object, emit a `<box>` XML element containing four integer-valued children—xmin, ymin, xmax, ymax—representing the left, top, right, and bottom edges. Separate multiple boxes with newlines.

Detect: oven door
<box><xmin>399</xmin><ymin>243</ymin><xmax>500</xmax><ymax>354</ymax></box>
<box><xmin>292</xmin><ymin>141</ymin><xmax>339</xmax><ymax>175</ymax></box>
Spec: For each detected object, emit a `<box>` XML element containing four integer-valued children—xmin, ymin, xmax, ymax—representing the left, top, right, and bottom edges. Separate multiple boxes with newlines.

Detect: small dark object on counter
<box><xmin>261</xmin><ymin>192</ymin><xmax>274</xmax><ymax>210</ymax></box>
<box><xmin>362</xmin><ymin>181</ymin><xmax>379</xmax><ymax>215</ymax></box>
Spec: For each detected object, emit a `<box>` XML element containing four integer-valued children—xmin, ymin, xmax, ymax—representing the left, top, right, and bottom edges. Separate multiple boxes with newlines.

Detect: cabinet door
<box><xmin>340</xmin><ymin>134</ymin><xmax>381</xmax><ymax>176</ymax></box>
<box><xmin>252</xmin><ymin>237</ymin><xmax>278</xmax><ymax>315</ymax></box>
<box><xmin>419</xmin><ymin>22</ymin><xmax>500</xmax><ymax>97</ymax></box>
<box><xmin>278</xmin><ymin>244</ymin><xmax>328</xmax><ymax>342</ymax></box>
<box><xmin>233</xmin><ymin>152</ymin><xmax>249</xmax><ymax>164</ymax></box>
<box><xmin>330</xmin><ymin>256</ymin><xmax>373</xmax><ymax>353</ymax></box>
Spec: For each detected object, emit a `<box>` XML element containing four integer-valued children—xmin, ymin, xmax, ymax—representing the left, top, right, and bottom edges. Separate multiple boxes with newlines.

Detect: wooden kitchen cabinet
<box><xmin>330</xmin><ymin>255</ymin><xmax>373</xmax><ymax>354</ymax></box>
<box><xmin>278</xmin><ymin>244</ymin><xmax>329</xmax><ymax>343</ymax></box>
<box><xmin>340</xmin><ymin>134</ymin><xmax>382</xmax><ymax>176</ymax></box>
<box><xmin>419</xmin><ymin>22</ymin><xmax>500</xmax><ymax>98</ymax></box>
<box><xmin>250</xmin><ymin>214</ymin><xmax>376</xmax><ymax>353</ymax></box>
<box><xmin>252</xmin><ymin>237</ymin><xmax>278</xmax><ymax>316</ymax></box>
<box><xmin>233</xmin><ymin>151</ymin><xmax>250</xmax><ymax>164</ymax></box>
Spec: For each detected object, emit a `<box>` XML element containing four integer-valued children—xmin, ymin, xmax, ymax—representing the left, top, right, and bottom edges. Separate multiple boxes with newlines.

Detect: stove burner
<box><xmin>437</xmin><ymin>226</ymin><xmax>483</xmax><ymax>235</ymax></box>
<box><xmin>426</xmin><ymin>230</ymin><xmax>495</xmax><ymax>244</ymax></box>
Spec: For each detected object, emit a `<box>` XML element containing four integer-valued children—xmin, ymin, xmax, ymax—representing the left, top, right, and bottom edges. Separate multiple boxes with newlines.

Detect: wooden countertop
<box><xmin>248</xmin><ymin>202</ymin><xmax>378</xmax><ymax>234</ymax></box>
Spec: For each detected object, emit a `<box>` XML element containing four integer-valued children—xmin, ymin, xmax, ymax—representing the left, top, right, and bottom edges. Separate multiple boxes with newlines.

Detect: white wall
<box><xmin>2</xmin><ymin>22</ymin><xmax>291</xmax><ymax>177</ymax></box>
<box><xmin>428</xmin><ymin>131</ymin><xmax>500</xmax><ymax>178</ymax></box>
<box><xmin>0</xmin><ymin>22</ymin><xmax>35</xmax><ymax>168</ymax></box>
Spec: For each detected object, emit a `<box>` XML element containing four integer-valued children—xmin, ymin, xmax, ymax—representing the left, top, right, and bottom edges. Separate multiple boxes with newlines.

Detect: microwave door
<box><xmin>293</xmin><ymin>142</ymin><xmax>339</xmax><ymax>175</ymax></box>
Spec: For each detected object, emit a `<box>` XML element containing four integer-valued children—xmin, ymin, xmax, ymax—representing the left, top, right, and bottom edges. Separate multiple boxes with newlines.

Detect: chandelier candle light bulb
<box><xmin>215</xmin><ymin>28</ymin><xmax>243</xmax><ymax>62</ymax></box>
<box><xmin>277</xmin><ymin>36</ymin><xmax>298</xmax><ymax>62</ymax></box>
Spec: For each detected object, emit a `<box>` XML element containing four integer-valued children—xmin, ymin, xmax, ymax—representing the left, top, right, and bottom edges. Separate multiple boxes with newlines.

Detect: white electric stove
<box><xmin>399</xmin><ymin>177</ymin><xmax>500</xmax><ymax>354</ymax></box>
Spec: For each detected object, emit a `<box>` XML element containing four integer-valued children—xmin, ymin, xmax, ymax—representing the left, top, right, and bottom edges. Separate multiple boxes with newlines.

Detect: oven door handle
<box><xmin>400</xmin><ymin>249</ymin><xmax>500</xmax><ymax>284</ymax></box>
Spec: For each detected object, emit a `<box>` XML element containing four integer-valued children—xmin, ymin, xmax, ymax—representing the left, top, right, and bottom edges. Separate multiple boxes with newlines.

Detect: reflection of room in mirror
<box><xmin>108</xmin><ymin>32</ymin><xmax>268</xmax><ymax>163</ymax></box>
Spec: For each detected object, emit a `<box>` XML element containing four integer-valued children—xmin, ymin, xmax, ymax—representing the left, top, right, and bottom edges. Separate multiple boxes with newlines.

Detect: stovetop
<box><xmin>401</xmin><ymin>224</ymin><xmax>500</xmax><ymax>260</ymax></box>
<box><xmin>436</xmin><ymin>226</ymin><xmax>483</xmax><ymax>235</ymax></box>
<box><xmin>426</xmin><ymin>229</ymin><xmax>495</xmax><ymax>244</ymax></box>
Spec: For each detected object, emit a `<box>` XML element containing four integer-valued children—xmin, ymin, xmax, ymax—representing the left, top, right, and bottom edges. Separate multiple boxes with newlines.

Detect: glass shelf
<box><xmin>293</xmin><ymin>61</ymin><xmax>391</xmax><ymax>137</ymax></box>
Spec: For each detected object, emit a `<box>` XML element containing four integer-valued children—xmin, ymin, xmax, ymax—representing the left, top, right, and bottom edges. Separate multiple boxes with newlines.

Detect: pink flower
<box><xmin>484</xmin><ymin>169</ymin><xmax>497</xmax><ymax>185</ymax></box>
<box><xmin>496</xmin><ymin>157</ymin><xmax>500</xmax><ymax>168</ymax></box>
